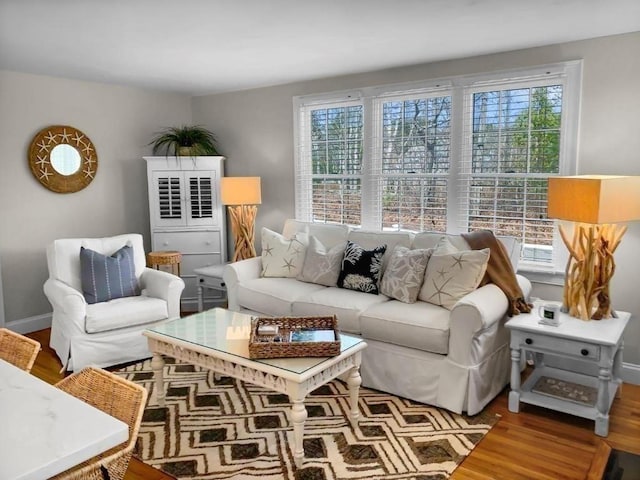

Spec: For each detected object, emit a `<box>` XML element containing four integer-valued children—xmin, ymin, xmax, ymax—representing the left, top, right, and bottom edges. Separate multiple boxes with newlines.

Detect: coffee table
<box><xmin>143</xmin><ymin>308</ymin><xmax>367</xmax><ymax>467</ymax></box>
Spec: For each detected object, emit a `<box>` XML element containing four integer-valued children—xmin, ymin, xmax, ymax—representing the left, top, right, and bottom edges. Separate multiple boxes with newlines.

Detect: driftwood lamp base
<box><xmin>559</xmin><ymin>223</ymin><xmax>625</xmax><ymax>321</ymax></box>
<box><xmin>227</xmin><ymin>205</ymin><xmax>258</xmax><ymax>262</ymax></box>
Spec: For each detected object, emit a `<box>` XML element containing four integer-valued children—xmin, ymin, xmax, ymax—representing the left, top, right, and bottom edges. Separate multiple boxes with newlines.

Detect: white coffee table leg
<box><xmin>290</xmin><ymin>398</ymin><xmax>307</xmax><ymax>468</ymax></box>
<box><xmin>151</xmin><ymin>353</ymin><xmax>166</xmax><ymax>406</ymax></box>
<box><xmin>346</xmin><ymin>366</ymin><xmax>362</xmax><ymax>426</ymax></box>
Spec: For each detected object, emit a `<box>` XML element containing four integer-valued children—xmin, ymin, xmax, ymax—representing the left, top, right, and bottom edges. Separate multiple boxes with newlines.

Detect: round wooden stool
<box><xmin>146</xmin><ymin>250</ymin><xmax>182</xmax><ymax>276</ymax></box>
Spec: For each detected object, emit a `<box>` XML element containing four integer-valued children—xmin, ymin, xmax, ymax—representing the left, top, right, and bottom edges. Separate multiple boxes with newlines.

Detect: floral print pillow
<box><xmin>337</xmin><ymin>241</ymin><xmax>387</xmax><ymax>294</ymax></box>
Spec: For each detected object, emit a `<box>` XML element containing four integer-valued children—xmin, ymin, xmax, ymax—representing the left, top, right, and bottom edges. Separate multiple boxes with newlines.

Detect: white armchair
<box><xmin>45</xmin><ymin>234</ymin><xmax>184</xmax><ymax>372</ymax></box>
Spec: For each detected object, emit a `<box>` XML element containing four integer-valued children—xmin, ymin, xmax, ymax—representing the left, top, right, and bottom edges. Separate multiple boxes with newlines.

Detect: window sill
<box><xmin>517</xmin><ymin>266</ymin><xmax>565</xmax><ymax>286</ymax></box>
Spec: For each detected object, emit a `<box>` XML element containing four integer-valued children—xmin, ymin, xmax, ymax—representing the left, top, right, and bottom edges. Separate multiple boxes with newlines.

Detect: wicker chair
<box><xmin>0</xmin><ymin>328</ymin><xmax>41</xmax><ymax>372</ymax></box>
<box><xmin>51</xmin><ymin>367</ymin><xmax>148</xmax><ymax>480</ymax></box>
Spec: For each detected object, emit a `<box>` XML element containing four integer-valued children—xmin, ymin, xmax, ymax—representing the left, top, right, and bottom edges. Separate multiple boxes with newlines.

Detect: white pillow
<box><xmin>380</xmin><ymin>246</ymin><xmax>432</xmax><ymax>303</ymax></box>
<box><xmin>297</xmin><ymin>236</ymin><xmax>346</xmax><ymax>287</ymax></box>
<box><xmin>418</xmin><ymin>247</ymin><xmax>490</xmax><ymax>310</ymax></box>
<box><xmin>260</xmin><ymin>228</ymin><xmax>308</xmax><ymax>278</ymax></box>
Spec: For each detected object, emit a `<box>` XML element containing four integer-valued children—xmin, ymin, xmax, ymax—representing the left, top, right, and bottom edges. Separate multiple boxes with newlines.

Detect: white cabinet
<box><xmin>144</xmin><ymin>156</ymin><xmax>227</xmax><ymax>310</ymax></box>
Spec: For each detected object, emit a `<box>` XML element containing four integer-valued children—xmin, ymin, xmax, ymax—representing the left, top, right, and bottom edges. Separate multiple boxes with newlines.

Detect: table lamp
<box><xmin>547</xmin><ymin>175</ymin><xmax>640</xmax><ymax>320</ymax></box>
<box><xmin>221</xmin><ymin>177</ymin><xmax>262</xmax><ymax>262</ymax></box>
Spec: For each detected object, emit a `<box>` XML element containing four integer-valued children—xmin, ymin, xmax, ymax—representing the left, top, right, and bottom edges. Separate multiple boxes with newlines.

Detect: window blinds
<box><xmin>458</xmin><ymin>79</ymin><xmax>564</xmax><ymax>263</ymax></box>
<box><xmin>296</xmin><ymin>101</ymin><xmax>364</xmax><ymax>226</ymax></box>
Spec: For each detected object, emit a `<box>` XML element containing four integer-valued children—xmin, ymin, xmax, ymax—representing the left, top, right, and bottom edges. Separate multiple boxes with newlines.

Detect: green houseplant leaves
<box><xmin>150</xmin><ymin>125</ymin><xmax>220</xmax><ymax>156</ymax></box>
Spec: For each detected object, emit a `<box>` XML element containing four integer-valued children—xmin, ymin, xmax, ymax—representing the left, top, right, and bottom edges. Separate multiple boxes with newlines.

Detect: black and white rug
<box><xmin>115</xmin><ymin>358</ymin><xmax>496</xmax><ymax>480</ymax></box>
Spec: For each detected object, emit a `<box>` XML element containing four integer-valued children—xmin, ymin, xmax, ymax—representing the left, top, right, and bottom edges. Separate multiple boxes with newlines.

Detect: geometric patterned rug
<box><xmin>115</xmin><ymin>358</ymin><xmax>497</xmax><ymax>480</ymax></box>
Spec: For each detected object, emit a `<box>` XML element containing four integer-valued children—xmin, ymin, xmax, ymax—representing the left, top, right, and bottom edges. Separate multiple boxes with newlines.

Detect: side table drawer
<box><xmin>200</xmin><ymin>276</ymin><xmax>225</xmax><ymax>289</ymax></box>
<box><xmin>513</xmin><ymin>331</ymin><xmax>600</xmax><ymax>361</ymax></box>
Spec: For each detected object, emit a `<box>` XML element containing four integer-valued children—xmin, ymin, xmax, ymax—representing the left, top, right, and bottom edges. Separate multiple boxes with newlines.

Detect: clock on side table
<box><xmin>506</xmin><ymin>305</ymin><xmax>630</xmax><ymax>437</ymax></box>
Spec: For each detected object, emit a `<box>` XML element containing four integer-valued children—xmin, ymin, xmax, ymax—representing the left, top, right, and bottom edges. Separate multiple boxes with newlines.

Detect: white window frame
<box><xmin>294</xmin><ymin>61</ymin><xmax>582</xmax><ymax>275</ymax></box>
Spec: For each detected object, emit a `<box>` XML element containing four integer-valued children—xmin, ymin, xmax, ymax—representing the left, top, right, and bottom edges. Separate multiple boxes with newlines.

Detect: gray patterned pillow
<box><xmin>380</xmin><ymin>246</ymin><xmax>433</xmax><ymax>303</ymax></box>
<box><xmin>297</xmin><ymin>236</ymin><xmax>346</xmax><ymax>287</ymax></box>
<box><xmin>418</xmin><ymin>248</ymin><xmax>490</xmax><ymax>309</ymax></box>
<box><xmin>80</xmin><ymin>245</ymin><xmax>140</xmax><ymax>304</ymax></box>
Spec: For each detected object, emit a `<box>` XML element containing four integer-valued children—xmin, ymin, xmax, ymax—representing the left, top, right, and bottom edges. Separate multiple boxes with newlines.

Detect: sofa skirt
<box><xmin>359</xmin><ymin>337</ymin><xmax>511</xmax><ymax>415</ymax></box>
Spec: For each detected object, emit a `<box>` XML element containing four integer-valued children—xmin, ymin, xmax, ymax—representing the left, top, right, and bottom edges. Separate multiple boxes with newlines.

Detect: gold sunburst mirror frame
<box><xmin>28</xmin><ymin>125</ymin><xmax>98</xmax><ymax>193</ymax></box>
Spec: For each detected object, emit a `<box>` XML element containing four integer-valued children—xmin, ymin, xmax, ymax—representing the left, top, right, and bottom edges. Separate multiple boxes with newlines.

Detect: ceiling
<box><xmin>1</xmin><ymin>0</ymin><xmax>639</xmax><ymax>96</ymax></box>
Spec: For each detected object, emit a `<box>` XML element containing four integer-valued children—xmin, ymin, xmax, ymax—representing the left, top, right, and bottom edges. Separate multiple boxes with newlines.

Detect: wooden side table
<box><xmin>146</xmin><ymin>251</ymin><xmax>182</xmax><ymax>276</ymax></box>
<box><xmin>506</xmin><ymin>304</ymin><xmax>630</xmax><ymax>437</ymax></box>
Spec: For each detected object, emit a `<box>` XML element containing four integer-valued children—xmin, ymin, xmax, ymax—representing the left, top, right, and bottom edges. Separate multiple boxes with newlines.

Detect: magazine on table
<box><xmin>289</xmin><ymin>329</ymin><xmax>336</xmax><ymax>343</ymax></box>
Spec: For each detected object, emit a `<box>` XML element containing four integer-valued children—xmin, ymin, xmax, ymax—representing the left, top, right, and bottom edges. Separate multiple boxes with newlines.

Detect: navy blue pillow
<box><xmin>338</xmin><ymin>241</ymin><xmax>387</xmax><ymax>294</ymax></box>
<box><xmin>80</xmin><ymin>245</ymin><xmax>140</xmax><ymax>304</ymax></box>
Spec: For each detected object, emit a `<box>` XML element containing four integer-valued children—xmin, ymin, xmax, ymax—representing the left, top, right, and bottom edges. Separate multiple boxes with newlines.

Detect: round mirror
<box><xmin>50</xmin><ymin>144</ymin><xmax>81</xmax><ymax>175</ymax></box>
<box><xmin>28</xmin><ymin>125</ymin><xmax>98</xmax><ymax>193</ymax></box>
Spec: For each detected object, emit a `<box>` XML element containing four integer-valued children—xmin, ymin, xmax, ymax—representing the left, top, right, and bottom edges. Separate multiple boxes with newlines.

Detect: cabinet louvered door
<box><xmin>152</xmin><ymin>172</ymin><xmax>186</xmax><ymax>227</ymax></box>
<box><xmin>186</xmin><ymin>171</ymin><xmax>219</xmax><ymax>226</ymax></box>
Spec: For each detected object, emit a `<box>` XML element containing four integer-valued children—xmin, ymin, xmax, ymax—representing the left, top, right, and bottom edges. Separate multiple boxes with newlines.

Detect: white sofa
<box><xmin>224</xmin><ymin>220</ymin><xmax>531</xmax><ymax>415</ymax></box>
<box><xmin>45</xmin><ymin>234</ymin><xmax>185</xmax><ymax>372</ymax></box>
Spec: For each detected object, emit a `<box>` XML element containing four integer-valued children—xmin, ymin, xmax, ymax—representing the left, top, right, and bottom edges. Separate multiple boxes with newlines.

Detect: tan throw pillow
<box><xmin>297</xmin><ymin>236</ymin><xmax>346</xmax><ymax>287</ymax></box>
<box><xmin>380</xmin><ymin>246</ymin><xmax>433</xmax><ymax>303</ymax></box>
<box><xmin>261</xmin><ymin>228</ymin><xmax>308</xmax><ymax>278</ymax></box>
<box><xmin>418</xmin><ymin>248</ymin><xmax>490</xmax><ymax>309</ymax></box>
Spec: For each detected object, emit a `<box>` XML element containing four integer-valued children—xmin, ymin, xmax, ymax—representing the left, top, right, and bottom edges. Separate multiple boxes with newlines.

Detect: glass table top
<box><xmin>146</xmin><ymin>308</ymin><xmax>364</xmax><ymax>375</ymax></box>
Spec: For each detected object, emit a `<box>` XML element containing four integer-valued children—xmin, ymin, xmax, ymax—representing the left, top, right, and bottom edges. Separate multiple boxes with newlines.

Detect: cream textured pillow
<box><xmin>261</xmin><ymin>228</ymin><xmax>308</xmax><ymax>278</ymax></box>
<box><xmin>380</xmin><ymin>246</ymin><xmax>433</xmax><ymax>303</ymax></box>
<box><xmin>418</xmin><ymin>248</ymin><xmax>490</xmax><ymax>309</ymax></box>
<box><xmin>297</xmin><ymin>236</ymin><xmax>346</xmax><ymax>287</ymax></box>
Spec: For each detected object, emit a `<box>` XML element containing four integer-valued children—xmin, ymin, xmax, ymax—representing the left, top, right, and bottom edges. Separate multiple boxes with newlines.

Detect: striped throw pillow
<box><xmin>80</xmin><ymin>245</ymin><xmax>140</xmax><ymax>304</ymax></box>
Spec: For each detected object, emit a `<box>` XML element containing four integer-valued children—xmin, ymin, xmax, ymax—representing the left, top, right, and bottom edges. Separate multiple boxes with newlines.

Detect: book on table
<box><xmin>289</xmin><ymin>329</ymin><xmax>336</xmax><ymax>343</ymax></box>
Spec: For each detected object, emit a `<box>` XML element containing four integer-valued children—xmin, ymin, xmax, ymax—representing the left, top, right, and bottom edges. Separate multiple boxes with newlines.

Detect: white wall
<box><xmin>192</xmin><ymin>31</ymin><xmax>640</xmax><ymax>365</ymax></box>
<box><xmin>0</xmin><ymin>70</ymin><xmax>192</xmax><ymax>327</ymax></box>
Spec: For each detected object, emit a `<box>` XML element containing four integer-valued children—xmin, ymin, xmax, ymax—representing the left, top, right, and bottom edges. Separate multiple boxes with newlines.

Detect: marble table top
<box><xmin>0</xmin><ymin>360</ymin><xmax>129</xmax><ymax>480</ymax></box>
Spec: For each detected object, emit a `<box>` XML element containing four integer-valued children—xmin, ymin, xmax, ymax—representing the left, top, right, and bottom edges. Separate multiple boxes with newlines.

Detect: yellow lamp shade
<box><xmin>548</xmin><ymin>175</ymin><xmax>640</xmax><ymax>224</ymax></box>
<box><xmin>221</xmin><ymin>177</ymin><xmax>262</xmax><ymax>206</ymax></box>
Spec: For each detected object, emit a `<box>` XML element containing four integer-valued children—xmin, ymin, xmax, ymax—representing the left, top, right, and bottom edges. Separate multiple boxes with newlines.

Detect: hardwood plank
<box><xmin>587</xmin><ymin>441</ymin><xmax>612</xmax><ymax>480</ymax></box>
<box><xmin>25</xmin><ymin>328</ymin><xmax>639</xmax><ymax>480</ymax></box>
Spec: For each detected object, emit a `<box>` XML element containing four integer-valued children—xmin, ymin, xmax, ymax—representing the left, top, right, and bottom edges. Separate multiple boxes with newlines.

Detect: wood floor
<box><xmin>27</xmin><ymin>329</ymin><xmax>639</xmax><ymax>480</ymax></box>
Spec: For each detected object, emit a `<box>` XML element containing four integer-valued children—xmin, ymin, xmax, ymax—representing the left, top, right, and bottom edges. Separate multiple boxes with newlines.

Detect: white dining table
<box><xmin>0</xmin><ymin>359</ymin><xmax>129</xmax><ymax>480</ymax></box>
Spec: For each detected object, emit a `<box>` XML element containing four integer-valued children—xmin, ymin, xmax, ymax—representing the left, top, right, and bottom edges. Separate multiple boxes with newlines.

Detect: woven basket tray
<box><xmin>248</xmin><ymin>315</ymin><xmax>340</xmax><ymax>359</ymax></box>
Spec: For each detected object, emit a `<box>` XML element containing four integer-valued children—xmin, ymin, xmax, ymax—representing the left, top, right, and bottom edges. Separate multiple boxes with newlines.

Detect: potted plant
<box><xmin>149</xmin><ymin>125</ymin><xmax>221</xmax><ymax>156</ymax></box>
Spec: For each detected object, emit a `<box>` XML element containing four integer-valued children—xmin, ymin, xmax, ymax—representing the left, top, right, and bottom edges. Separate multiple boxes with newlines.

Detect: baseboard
<box><xmin>622</xmin><ymin>362</ymin><xmax>640</xmax><ymax>385</ymax></box>
<box><xmin>6</xmin><ymin>312</ymin><xmax>52</xmax><ymax>334</ymax></box>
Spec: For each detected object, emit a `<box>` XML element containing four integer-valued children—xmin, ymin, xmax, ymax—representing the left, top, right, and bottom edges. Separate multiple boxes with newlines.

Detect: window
<box><xmin>377</xmin><ymin>94</ymin><xmax>451</xmax><ymax>233</ymax></box>
<box><xmin>294</xmin><ymin>62</ymin><xmax>581</xmax><ymax>271</ymax></box>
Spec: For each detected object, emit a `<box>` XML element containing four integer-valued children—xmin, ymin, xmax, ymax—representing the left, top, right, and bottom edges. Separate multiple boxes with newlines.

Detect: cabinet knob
<box><xmin>163</xmin><ymin>241</ymin><xmax>169</xmax><ymax>246</ymax></box>
<box><xmin>525</xmin><ymin>338</ymin><xmax>533</xmax><ymax>345</ymax></box>
<box><xmin>581</xmin><ymin>348</ymin><xmax>589</xmax><ymax>356</ymax></box>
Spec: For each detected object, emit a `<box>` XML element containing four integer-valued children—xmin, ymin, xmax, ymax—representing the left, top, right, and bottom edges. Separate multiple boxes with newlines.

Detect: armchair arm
<box><xmin>223</xmin><ymin>257</ymin><xmax>262</xmax><ymax>311</ymax></box>
<box><xmin>43</xmin><ymin>278</ymin><xmax>87</xmax><ymax>333</ymax></box>
<box><xmin>448</xmin><ymin>274</ymin><xmax>532</xmax><ymax>366</ymax></box>
<box><xmin>139</xmin><ymin>268</ymin><xmax>185</xmax><ymax>319</ymax></box>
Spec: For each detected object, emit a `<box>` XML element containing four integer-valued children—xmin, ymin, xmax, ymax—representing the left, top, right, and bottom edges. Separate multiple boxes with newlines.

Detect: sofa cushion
<box><xmin>297</xmin><ymin>236</ymin><xmax>346</xmax><ymax>287</ymax></box>
<box><xmin>418</xmin><ymin>248</ymin><xmax>490</xmax><ymax>309</ymax></box>
<box><xmin>261</xmin><ymin>228</ymin><xmax>308</xmax><ymax>278</ymax></box>
<box><xmin>80</xmin><ymin>245</ymin><xmax>140</xmax><ymax>304</ymax></box>
<box><xmin>380</xmin><ymin>246</ymin><xmax>432</xmax><ymax>303</ymax></box>
<box><xmin>47</xmin><ymin>234</ymin><xmax>146</xmax><ymax>293</ymax></box>
<box><xmin>412</xmin><ymin>232</ymin><xmax>520</xmax><ymax>271</ymax></box>
<box><xmin>238</xmin><ymin>277</ymin><xmax>326</xmax><ymax>317</ymax></box>
<box><xmin>360</xmin><ymin>300</ymin><xmax>451</xmax><ymax>354</ymax></box>
<box><xmin>347</xmin><ymin>230</ymin><xmax>412</xmax><ymax>271</ymax></box>
<box><xmin>283</xmin><ymin>219</ymin><xmax>350</xmax><ymax>249</ymax></box>
<box><xmin>338</xmin><ymin>241</ymin><xmax>386</xmax><ymax>294</ymax></box>
<box><xmin>292</xmin><ymin>287</ymin><xmax>389</xmax><ymax>334</ymax></box>
<box><xmin>85</xmin><ymin>295</ymin><xmax>167</xmax><ymax>333</ymax></box>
